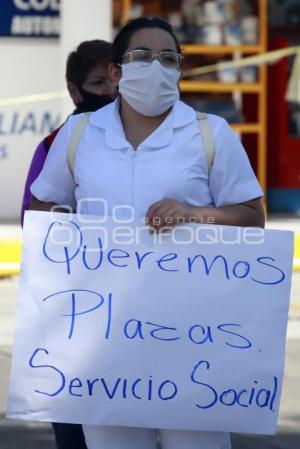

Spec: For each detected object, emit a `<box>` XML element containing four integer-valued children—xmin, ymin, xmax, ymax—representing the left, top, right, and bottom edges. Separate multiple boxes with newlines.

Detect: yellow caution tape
<box><xmin>183</xmin><ymin>46</ymin><xmax>300</xmax><ymax>77</ymax></box>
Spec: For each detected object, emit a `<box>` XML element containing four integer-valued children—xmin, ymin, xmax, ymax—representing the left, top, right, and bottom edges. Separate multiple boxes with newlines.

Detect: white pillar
<box><xmin>60</xmin><ymin>0</ymin><xmax>112</xmax><ymax>115</ymax></box>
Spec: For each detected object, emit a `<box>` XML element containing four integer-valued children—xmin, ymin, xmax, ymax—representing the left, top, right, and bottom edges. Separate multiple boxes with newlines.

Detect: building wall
<box><xmin>0</xmin><ymin>38</ymin><xmax>61</xmax><ymax>222</ymax></box>
<box><xmin>0</xmin><ymin>0</ymin><xmax>112</xmax><ymax>222</ymax></box>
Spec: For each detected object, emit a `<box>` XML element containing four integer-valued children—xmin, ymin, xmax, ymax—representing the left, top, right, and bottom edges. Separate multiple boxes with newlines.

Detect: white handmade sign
<box><xmin>7</xmin><ymin>211</ymin><xmax>294</xmax><ymax>434</ymax></box>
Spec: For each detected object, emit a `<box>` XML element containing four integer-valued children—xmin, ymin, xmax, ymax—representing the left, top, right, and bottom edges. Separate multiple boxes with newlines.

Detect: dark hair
<box><xmin>66</xmin><ymin>40</ymin><xmax>112</xmax><ymax>87</ymax></box>
<box><xmin>111</xmin><ymin>16</ymin><xmax>181</xmax><ymax>65</ymax></box>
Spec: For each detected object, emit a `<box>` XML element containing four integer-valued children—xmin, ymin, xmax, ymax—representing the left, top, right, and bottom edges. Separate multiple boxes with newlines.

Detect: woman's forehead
<box><xmin>127</xmin><ymin>28</ymin><xmax>177</xmax><ymax>52</ymax></box>
<box><xmin>85</xmin><ymin>63</ymin><xmax>108</xmax><ymax>79</ymax></box>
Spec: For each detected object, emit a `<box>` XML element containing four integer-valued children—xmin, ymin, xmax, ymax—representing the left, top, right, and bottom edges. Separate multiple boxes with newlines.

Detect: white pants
<box><xmin>83</xmin><ymin>425</ymin><xmax>231</xmax><ymax>449</ymax></box>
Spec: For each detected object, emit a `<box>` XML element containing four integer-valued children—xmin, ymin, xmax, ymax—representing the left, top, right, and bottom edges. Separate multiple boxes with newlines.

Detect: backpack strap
<box><xmin>196</xmin><ymin>111</ymin><xmax>215</xmax><ymax>175</ymax></box>
<box><xmin>44</xmin><ymin>126</ymin><xmax>62</xmax><ymax>154</ymax></box>
<box><xmin>67</xmin><ymin>112</ymin><xmax>92</xmax><ymax>178</ymax></box>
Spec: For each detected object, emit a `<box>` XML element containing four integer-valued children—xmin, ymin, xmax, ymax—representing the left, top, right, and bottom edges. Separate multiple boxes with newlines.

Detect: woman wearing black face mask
<box><xmin>20</xmin><ymin>39</ymin><xmax>115</xmax><ymax>449</ymax></box>
<box><xmin>77</xmin><ymin>87</ymin><xmax>113</xmax><ymax>112</ymax></box>
<box><xmin>67</xmin><ymin>40</ymin><xmax>115</xmax><ymax>113</ymax></box>
<box><xmin>21</xmin><ymin>39</ymin><xmax>116</xmax><ymax>224</ymax></box>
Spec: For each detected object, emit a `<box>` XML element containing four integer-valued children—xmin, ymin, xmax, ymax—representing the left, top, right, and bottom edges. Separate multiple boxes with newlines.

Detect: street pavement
<box><xmin>0</xmin><ymin>271</ymin><xmax>299</xmax><ymax>449</ymax></box>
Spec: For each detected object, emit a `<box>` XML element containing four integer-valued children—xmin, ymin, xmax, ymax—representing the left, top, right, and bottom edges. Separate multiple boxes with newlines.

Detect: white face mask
<box><xmin>119</xmin><ymin>60</ymin><xmax>181</xmax><ymax>116</ymax></box>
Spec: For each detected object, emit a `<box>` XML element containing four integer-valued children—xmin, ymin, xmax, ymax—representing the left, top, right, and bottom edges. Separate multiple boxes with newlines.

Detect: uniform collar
<box><xmin>89</xmin><ymin>98</ymin><xmax>196</xmax><ymax>150</ymax></box>
<box><xmin>89</xmin><ymin>98</ymin><xmax>127</xmax><ymax>150</ymax></box>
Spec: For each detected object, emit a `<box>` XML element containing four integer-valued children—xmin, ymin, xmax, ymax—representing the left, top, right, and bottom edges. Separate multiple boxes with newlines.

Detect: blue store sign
<box><xmin>0</xmin><ymin>0</ymin><xmax>60</xmax><ymax>37</ymax></box>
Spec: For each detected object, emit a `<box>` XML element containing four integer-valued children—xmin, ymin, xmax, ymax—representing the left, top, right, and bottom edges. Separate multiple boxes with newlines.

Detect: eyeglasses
<box><xmin>122</xmin><ymin>49</ymin><xmax>183</xmax><ymax>70</ymax></box>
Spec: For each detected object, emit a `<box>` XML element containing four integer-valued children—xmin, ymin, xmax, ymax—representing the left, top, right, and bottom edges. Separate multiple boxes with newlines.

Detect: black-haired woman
<box><xmin>30</xmin><ymin>17</ymin><xmax>264</xmax><ymax>449</ymax></box>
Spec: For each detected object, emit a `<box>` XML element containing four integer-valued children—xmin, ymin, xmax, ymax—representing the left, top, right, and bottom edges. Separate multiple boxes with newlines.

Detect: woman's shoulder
<box><xmin>176</xmin><ymin>100</ymin><xmax>228</xmax><ymax>133</ymax></box>
<box><xmin>89</xmin><ymin>99</ymin><xmax>118</xmax><ymax>130</ymax></box>
<box><xmin>52</xmin><ymin>112</ymin><xmax>95</xmax><ymax>148</ymax></box>
<box><xmin>54</xmin><ymin>113</ymin><xmax>86</xmax><ymax>139</ymax></box>
<box><xmin>205</xmin><ymin>113</ymin><xmax>229</xmax><ymax>136</ymax></box>
<box><xmin>65</xmin><ymin>112</ymin><xmax>90</xmax><ymax>129</ymax></box>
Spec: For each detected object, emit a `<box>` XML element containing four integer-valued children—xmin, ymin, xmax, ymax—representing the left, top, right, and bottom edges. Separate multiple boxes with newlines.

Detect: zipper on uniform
<box><xmin>131</xmin><ymin>149</ymin><xmax>137</xmax><ymax>208</ymax></box>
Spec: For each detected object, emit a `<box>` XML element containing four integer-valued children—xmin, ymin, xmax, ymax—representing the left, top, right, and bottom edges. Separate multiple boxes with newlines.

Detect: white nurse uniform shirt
<box><xmin>30</xmin><ymin>98</ymin><xmax>263</xmax><ymax>217</ymax></box>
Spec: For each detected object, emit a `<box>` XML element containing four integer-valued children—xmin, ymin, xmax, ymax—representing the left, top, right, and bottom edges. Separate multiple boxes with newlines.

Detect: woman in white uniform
<box><xmin>30</xmin><ymin>16</ymin><xmax>264</xmax><ymax>449</ymax></box>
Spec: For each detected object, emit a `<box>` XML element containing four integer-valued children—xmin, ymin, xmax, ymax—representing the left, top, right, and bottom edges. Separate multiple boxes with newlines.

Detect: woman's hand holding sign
<box><xmin>146</xmin><ymin>197</ymin><xmax>265</xmax><ymax>233</ymax></box>
<box><xmin>146</xmin><ymin>198</ymin><xmax>195</xmax><ymax>233</ymax></box>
